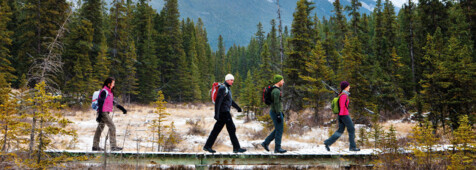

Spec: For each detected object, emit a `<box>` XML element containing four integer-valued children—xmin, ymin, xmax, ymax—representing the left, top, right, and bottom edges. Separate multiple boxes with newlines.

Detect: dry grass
<box><xmin>52</xmin><ymin>103</ymin><xmax>420</xmax><ymax>153</ymax></box>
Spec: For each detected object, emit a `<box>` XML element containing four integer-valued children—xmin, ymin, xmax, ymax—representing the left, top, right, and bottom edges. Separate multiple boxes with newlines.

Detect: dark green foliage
<box><xmin>0</xmin><ymin>0</ymin><xmax>16</xmax><ymax>83</ymax></box>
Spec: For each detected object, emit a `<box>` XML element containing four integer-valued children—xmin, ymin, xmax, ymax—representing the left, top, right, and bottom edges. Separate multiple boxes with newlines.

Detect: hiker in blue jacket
<box><xmin>203</xmin><ymin>74</ymin><xmax>247</xmax><ymax>153</ymax></box>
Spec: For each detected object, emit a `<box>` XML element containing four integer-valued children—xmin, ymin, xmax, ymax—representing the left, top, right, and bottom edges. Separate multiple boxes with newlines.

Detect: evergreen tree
<box><xmin>0</xmin><ymin>74</ymin><xmax>24</xmax><ymax>153</ymax></box>
<box><xmin>285</xmin><ymin>0</ymin><xmax>314</xmax><ymax>110</ymax></box>
<box><xmin>150</xmin><ymin>91</ymin><xmax>170</xmax><ymax>152</ymax></box>
<box><xmin>409</xmin><ymin>119</ymin><xmax>440</xmax><ymax>169</ymax></box>
<box><xmin>134</xmin><ymin>0</ymin><xmax>159</xmax><ymax>103</ymax></box>
<box><xmin>298</xmin><ymin>40</ymin><xmax>333</xmax><ymax>123</ymax></box>
<box><xmin>0</xmin><ymin>0</ymin><xmax>16</xmax><ymax>82</ymax></box>
<box><xmin>81</xmin><ymin>0</ymin><xmax>105</xmax><ymax>60</ymax></box>
<box><xmin>216</xmin><ymin>35</ymin><xmax>226</xmax><ymax>78</ymax></box>
<box><xmin>255</xmin><ymin>22</ymin><xmax>265</xmax><ymax>57</ymax></box>
<box><xmin>268</xmin><ymin>19</ymin><xmax>280</xmax><ymax>71</ymax></box>
<box><xmin>92</xmin><ymin>33</ymin><xmax>110</xmax><ymax>89</ymax></box>
<box><xmin>63</xmin><ymin>13</ymin><xmax>94</xmax><ymax>106</ymax></box>
<box><xmin>339</xmin><ymin>36</ymin><xmax>373</xmax><ymax>122</ymax></box>
<box><xmin>332</xmin><ymin>0</ymin><xmax>347</xmax><ymax>50</ymax></box>
<box><xmin>14</xmin><ymin>0</ymin><xmax>69</xmax><ymax>86</ymax></box>
<box><xmin>25</xmin><ymin>81</ymin><xmax>76</xmax><ymax>169</ymax></box>
<box><xmin>345</xmin><ymin>0</ymin><xmax>362</xmax><ymax>36</ymax></box>
<box><xmin>448</xmin><ymin>115</ymin><xmax>476</xmax><ymax>170</ymax></box>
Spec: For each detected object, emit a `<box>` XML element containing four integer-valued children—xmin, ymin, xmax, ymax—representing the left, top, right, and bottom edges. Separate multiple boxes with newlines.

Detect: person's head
<box><xmin>225</xmin><ymin>74</ymin><xmax>234</xmax><ymax>86</ymax></box>
<box><xmin>273</xmin><ymin>74</ymin><xmax>284</xmax><ymax>87</ymax></box>
<box><xmin>340</xmin><ymin>81</ymin><xmax>350</xmax><ymax>93</ymax></box>
<box><xmin>103</xmin><ymin>77</ymin><xmax>115</xmax><ymax>90</ymax></box>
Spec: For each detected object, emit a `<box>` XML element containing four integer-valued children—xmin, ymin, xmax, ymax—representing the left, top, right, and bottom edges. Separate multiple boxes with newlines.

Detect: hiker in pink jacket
<box><xmin>324</xmin><ymin>81</ymin><xmax>360</xmax><ymax>152</ymax></box>
<box><xmin>92</xmin><ymin>77</ymin><xmax>127</xmax><ymax>151</ymax></box>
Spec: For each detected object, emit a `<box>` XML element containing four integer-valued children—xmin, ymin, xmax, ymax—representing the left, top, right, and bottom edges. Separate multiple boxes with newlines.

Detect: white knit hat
<box><xmin>225</xmin><ymin>74</ymin><xmax>234</xmax><ymax>81</ymax></box>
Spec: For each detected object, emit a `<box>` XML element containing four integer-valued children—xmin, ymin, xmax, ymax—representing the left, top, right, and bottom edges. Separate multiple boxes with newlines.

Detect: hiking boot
<box><xmin>203</xmin><ymin>147</ymin><xmax>216</xmax><ymax>153</ymax></box>
<box><xmin>92</xmin><ymin>147</ymin><xmax>104</xmax><ymax>151</ymax></box>
<box><xmin>275</xmin><ymin>148</ymin><xmax>287</xmax><ymax>153</ymax></box>
<box><xmin>111</xmin><ymin>147</ymin><xmax>123</xmax><ymax>151</ymax></box>
<box><xmin>233</xmin><ymin>148</ymin><xmax>247</xmax><ymax>153</ymax></box>
<box><xmin>349</xmin><ymin>148</ymin><xmax>361</xmax><ymax>151</ymax></box>
<box><xmin>324</xmin><ymin>143</ymin><xmax>330</xmax><ymax>151</ymax></box>
<box><xmin>261</xmin><ymin>142</ymin><xmax>270</xmax><ymax>152</ymax></box>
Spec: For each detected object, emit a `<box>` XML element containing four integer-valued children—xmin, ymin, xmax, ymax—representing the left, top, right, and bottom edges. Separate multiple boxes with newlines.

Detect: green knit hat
<box><xmin>273</xmin><ymin>74</ymin><xmax>283</xmax><ymax>84</ymax></box>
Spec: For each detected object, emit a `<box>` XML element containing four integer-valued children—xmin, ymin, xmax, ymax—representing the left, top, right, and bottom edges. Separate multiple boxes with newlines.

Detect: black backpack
<box><xmin>262</xmin><ymin>86</ymin><xmax>278</xmax><ymax>105</ymax></box>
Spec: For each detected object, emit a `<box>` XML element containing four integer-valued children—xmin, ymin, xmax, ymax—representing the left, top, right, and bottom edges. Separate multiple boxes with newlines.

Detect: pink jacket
<box><xmin>339</xmin><ymin>93</ymin><xmax>349</xmax><ymax>116</ymax></box>
<box><xmin>101</xmin><ymin>86</ymin><xmax>114</xmax><ymax>112</ymax></box>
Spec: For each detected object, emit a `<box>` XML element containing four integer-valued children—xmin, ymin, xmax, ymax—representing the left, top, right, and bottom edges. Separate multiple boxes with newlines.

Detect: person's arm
<box><xmin>272</xmin><ymin>88</ymin><xmax>283</xmax><ymax>123</ymax></box>
<box><xmin>271</xmin><ymin>88</ymin><xmax>280</xmax><ymax>114</ymax></box>
<box><xmin>113</xmin><ymin>100</ymin><xmax>127</xmax><ymax>114</ymax></box>
<box><xmin>97</xmin><ymin>90</ymin><xmax>107</xmax><ymax>114</ymax></box>
<box><xmin>214</xmin><ymin>86</ymin><xmax>226</xmax><ymax>120</ymax></box>
<box><xmin>232</xmin><ymin>101</ymin><xmax>242</xmax><ymax>112</ymax></box>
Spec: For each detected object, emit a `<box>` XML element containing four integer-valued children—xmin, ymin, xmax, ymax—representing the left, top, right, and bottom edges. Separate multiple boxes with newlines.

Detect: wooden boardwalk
<box><xmin>45</xmin><ymin>149</ymin><xmax>376</xmax><ymax>168</ymax></box>
<box><xmin>46</xmin><ymin>149</ymin><xmax>375</xmax><ymax>158</ymax></box>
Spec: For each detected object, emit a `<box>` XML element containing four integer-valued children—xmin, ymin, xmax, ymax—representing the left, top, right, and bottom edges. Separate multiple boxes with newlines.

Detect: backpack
<box><xmin>331</xmin><ymin>93</ymin><xmax>348</xmax><ymax>114</ymax></box>
<box><xmin>210</xmin><ymin>82</ymin><xmax>228</xmax><ymax>104</ymax></box>
<box><xmin>91</xmin><ymin>89</ymin><xmax>109</xmax><ymax>110</ymax></box>
<box><xmin>262</xmin><ymin>86</ymin><xmax>278</xmax><ymax>105</ymax></box>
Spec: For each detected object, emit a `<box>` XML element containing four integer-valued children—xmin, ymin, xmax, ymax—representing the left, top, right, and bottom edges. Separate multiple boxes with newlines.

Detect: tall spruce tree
<box><xmin>299</xmin><ymin>40</ymin><xmax>333</xmax><ymax>123</ymax></box>
<box><xmin>134</xmin><ymin>0</ymin><xmax>159</xmax><ymax>103</ymax></box>
<box><xmin>0</xmin><ymin>0</ymin><xmax>16</xmax><ymax>83</ymax></box>
<box><xmin>63</xmin><ymin>13</ymin><xmax>94</xmax><ymax>106</ymax></box>
<box><xmin>285</xmin><ymin>0</ymin><xmax>315</xmax><ymax>110</ymax></box>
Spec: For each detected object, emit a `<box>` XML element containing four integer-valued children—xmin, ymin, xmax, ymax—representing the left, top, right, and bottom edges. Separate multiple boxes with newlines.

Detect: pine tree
<box><xmin>0</xmin><ymin>0</ymin><xmax>16</xmax><ymax>82</ymax></box>
<box><xmin>122</xmin><ymin>40</ymin><xmax>138</xmax><ymax>104</ymax></box>
<box><xmin>345</xmin><ymin>0</ymin><xmax>362</xmax><ymax>36</ymax></box>
<box><xmin>447</xmin><ymin>115</ymin><xmax>476</xmax><ymax>170</ymax></box>
<box><xmin>157</xmin><ymin>0</ymin><xmax>186</xmax><ymax>101</ymax></box>
<box><xmin>92</xmin><ymin>33</ymin><xmax>110</xmax><ymax>89</ymax></box>
<box><xmin>298</xmin><ymin>40</ymin><xmax>333</xmax><ymax>123</ymax></box>
<box><xmin>440</xmin><ymin>36</ymin><xmax>475</xmax><ymax>130</ymax></box>
<box><xmin>268</xmin><ymin>19</ymin><xmax>280</xmax><ymax>70</ymax></box>
<box><xmin>255</xmin><ymin>22</ymin><xmax>265</xmax><ymax>56</ymax></box>
<box><xmin>24</xmin><ymin>81</ymin><xmax>76</xmax><ymax>169</ymax></box>
<box><xmin>216</xmin><ymin>35</ymin><xmax>226</xmax><ymax>78</ymax></box>
<box><xmin>332</xmin><ymin>0</ymin><xmax>347</xmax><ymax>50</ymax></box>
<box><xmin>150</xmin><ymin>91</ymin><xmax>170</xmax><ymax>152</ymax></box>
<box><xmin>285</xmin><ymin>0</ymin><xmax>314</xmax><ymax>110</ymax></box>
<box><xmin>81</xmin><ymin>0</ymin><xmax>105</xmax><ymax>60</ymax></box>
<box><xmin>63</xmin><ymin>13</ymin><xmax>94</xmax><ymax>106</ymax></box>
<box><xmin>420</xmin><ymin>28</ymin><xmax>446</xmax><ymax>130</ymax></box>
<box><xmin>14</xmin><ymin>0</ymin><xmax>69</xmax><ymax>86</ymax></box>
<box><xmin>258</xmin><ymin>43</ymin><xmax>273</xmax><ymax>89</ymax></box>
<box><xmin>0</xmin><ymin>74</ymin><xmax>23</xmax><ymax>154</ymax></box>
<box><xmin>409</xmin><ymin>119</ymin><xmax>440</xmax><ymax>169</ymax></box>
<box><xmin>340</xmin><ymin>36</ymin><xmax>373</xmax><ymax>121</ymax></box>
<box><xmin>134</xmin><ymin>0</ymin><xmax>159</xmax><ymax>103</ymax></box>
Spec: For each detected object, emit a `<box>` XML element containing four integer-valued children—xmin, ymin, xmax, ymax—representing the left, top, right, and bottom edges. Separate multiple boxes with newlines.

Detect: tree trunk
<box><xmin>29</xmin><ymin>116</ymin><xmax>36</xmax><ymax>158</ymax></box>
<box><xmin>37</xmin><ymin>121</ymin><xmax>43</xmax><ymax>165</ymax></box>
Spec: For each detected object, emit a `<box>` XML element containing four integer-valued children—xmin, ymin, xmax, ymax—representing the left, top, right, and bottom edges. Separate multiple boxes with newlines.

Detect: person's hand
<box><xmin>117</xmin><ymin>105</ymin><xmax>127</xmax><ymax>114</ymax></box>
<box><xmin>276</xmin><ymin>114</ymin><xmax>282</xmax><ymax>123</ymax></box>
<box><xmin>96</xmin><ymin>112</ymin><xmax>102</xmax><ymax>122</ymax></box>
<box><xmin>237</xmin><ymin>107</ymin><xmax>242</xmax><ymax>112</ymax></box>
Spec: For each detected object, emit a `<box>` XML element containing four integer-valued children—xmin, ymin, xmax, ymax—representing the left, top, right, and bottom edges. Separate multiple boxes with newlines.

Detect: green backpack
<box><xmin>331</xmin><ymin>94</ymin><xmax>345</xmax><ymax>114</ymax></box>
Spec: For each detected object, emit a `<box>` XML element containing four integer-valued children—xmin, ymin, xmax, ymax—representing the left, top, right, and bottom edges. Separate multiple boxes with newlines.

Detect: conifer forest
<box><xmin>0</xmin><ymin>0</ymin><xmax>475</xmax><ymax>169</ymax></box>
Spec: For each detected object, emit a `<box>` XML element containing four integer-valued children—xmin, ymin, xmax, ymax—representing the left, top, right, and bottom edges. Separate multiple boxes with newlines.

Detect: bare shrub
<box><xmin>186</xmin><ymin>119</ymin><xmax>206</xmax><ymax>136</ymax></box>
